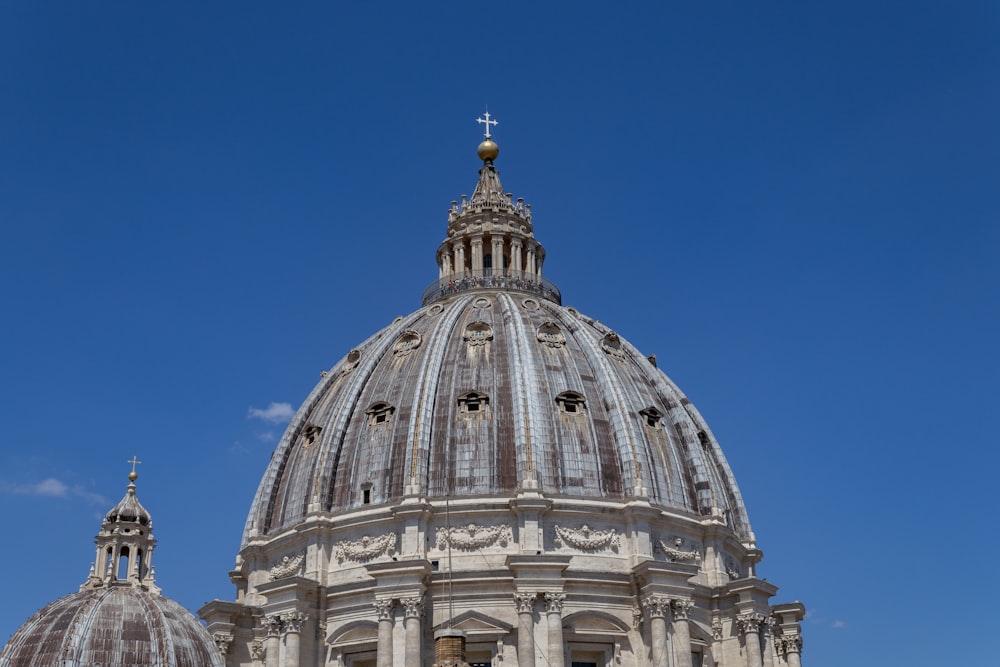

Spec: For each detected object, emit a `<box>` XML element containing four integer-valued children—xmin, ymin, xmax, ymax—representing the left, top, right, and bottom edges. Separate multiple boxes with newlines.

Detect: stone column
<box><xmin>761</xmin><ymin>618</ymin><xmax>776</xmax><ymax>667</ymax></box>
<box><xmin>374</xmin><ymin>599</ymin><xmax>395</xmax><ymax>667</ymax></box>
<box><xmin>514</xmin><ymin>592</ymin><xmax>537</xmax><ymax>667</ymax></box>
<box><xmin>264</xmin><ymin>615</ymin><xmax>283</xmax><ymax>667</ymax></box>
<box><xmin>282</xmin><ymin>612</ymin><xmax>306</xmax><ymax>667</ymax></box>
<box><xmin>401</xmin><ymin>597</ymin><xmax>423</xmax><ymax>667</ymax></box>
<box><xmin>471</xmin><ymin>236</ymin><xmax>484</xmax><ymax>274</ymax></box>
<box><xmin>544</xmin><ymin>593</ymin><xmax>565</xmax><ymax>667</ymax></box>
<box><xmin>671</xmin><ymin>599</ymin><xmax>694</xmax><ymax>667</ymax></box>
<box><xmin>779</xmin><ymin>636</ymin><xmax>802</xmax><ymax>667</ymax></box>
<box><xmin>510</xmin><ymin>238</ymin><xmax>523</xmax><ymax>274</ymax></box>
<box><xmin>491</xmin><ymin>236</ymin><xmax>504</xmax><ymax>275</ymax></box>
<box><xmin>642</xmin><ymin>595</ymin><xmax>670</xmax><ymax>667</ymax></box>
<box><xmin>453</xmin><ymin>242</ymin><xmax>466</xmax><ymax>276</ymax></box>
<box><xmin>737</xmin><ymin>612</ymin><xmax>766</xmax><ymax>667</ymax></box>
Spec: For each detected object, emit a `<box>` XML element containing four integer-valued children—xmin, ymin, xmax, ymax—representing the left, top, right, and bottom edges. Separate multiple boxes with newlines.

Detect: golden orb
<box><xmin>129</xmin><ymin>471</ymin><xmax>138</xmax><ymax>482</ymax></box>
<box><xmin>477</xmin><ymin>139</ymin><xmax>499</xmax><ymax>162</ymax></box>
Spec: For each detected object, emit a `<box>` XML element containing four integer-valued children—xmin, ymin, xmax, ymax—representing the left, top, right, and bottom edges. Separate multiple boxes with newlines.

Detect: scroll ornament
<box><xmin>334</xmin><ymin>533</ymin><xmax>397</xmax><ymax>563</ymax></box>
<box><xmin>554</xmin><ymin>524</ymin><xmax>619</xmax><ymax>552</ymax></box>
<box><xmin>436</xmin><ymin>523</ymin><xmax>512</xmax><ymax>550</ymax></box>
<box><xmin>268</xmin><ymin>552</ymin><xmax>305</xmax><ymax>580</ymax></box>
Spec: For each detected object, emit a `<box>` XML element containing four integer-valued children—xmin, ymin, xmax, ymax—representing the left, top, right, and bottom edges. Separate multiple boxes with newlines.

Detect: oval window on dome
<box><xmin>463</xmin><ymin>321</ymin><xmax>494</xmax><ymax>346</ymax></box>
<box><xmin>601</xmin><ymin>332</ymin><xmax>628</xmax><ymax>362</ymax></box>
<box><xmin>537</xmin><ymin>322</ymin><xmax>566</xmax><ymax>349</ymax></box>
<box><xmin>393</xmin><ymin>331</ymin><xmax>422</xmax><ymax>357</ymax></box>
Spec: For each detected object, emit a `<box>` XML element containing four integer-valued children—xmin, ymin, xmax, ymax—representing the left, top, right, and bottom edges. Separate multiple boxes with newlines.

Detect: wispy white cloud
<box><xmin>248</xmin><ymin>402</ymin><xmax>295</xmax><ymax>424</ymax></box>
<box><xmin>229</xmin><ymin>441</ymin><xmax>251</xmax><ymax>456</ymax></box>
<box><xmin>0</xmin><ymin>478</ymin><xmax>107</xmax><ymax>505</ymax></box>
<box><xmin>831</xmin><ymin>620</ymin><xmax>846</xmax><ymax>629</ymax></box>
<box><xmin>256</xmin><ymin>431</ymin><xmax>276</xmax><ymax>442</ymax></box>
<box><xmin>805</xmin><ymin>608</ymin><xmax>846</xmax><ymax>630</ymax></box>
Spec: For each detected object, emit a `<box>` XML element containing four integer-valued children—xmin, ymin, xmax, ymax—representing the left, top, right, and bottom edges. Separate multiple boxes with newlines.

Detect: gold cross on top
<box><xmin>128</xmin><ymin>456</ymin><xmax>142</xmax><ymax>475</ymax></box>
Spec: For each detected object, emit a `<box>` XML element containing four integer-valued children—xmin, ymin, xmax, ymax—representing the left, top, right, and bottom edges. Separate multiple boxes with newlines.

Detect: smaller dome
<box><xmin>477</xmin><ymin>138</ymin><xmax>499</xmax><ymax>161</ymax></box>
<box><xmin>105</xmin><ymin>480</ymin><xmax>152</xmax><ymax>526</ymax></box>
<box><xmin>0</xmin><ymin>587</ymin><xmax>224</xmax><ymax>667</ymax></box>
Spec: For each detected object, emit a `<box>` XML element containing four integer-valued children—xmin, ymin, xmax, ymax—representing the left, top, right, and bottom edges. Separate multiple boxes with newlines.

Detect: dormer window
<box><xmin>366</xmin><ymin>402</ymin><xmax>395</xmax><ymax>426</ymax></box>
<box><xmin>458</xmin><ymin>391</ymin><xmax>490</xmax><ymax>414</ymax></box>
<box><xmin>302</xmin><ymin>424</ymin><xmax>321</xmax><ymax>446</ymax></box>
<box><xmin>639</xmin><ymin>407</ymin><xmax>663</xmax><ymax>428</ymax></box>
<box><xmin>555</xmin><ymin>391</ymin><xmax>586</xmax><ymax>414</ymax></box>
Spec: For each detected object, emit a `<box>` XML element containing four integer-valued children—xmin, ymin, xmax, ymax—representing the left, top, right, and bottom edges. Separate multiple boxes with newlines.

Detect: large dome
<box><xmin>244</xmin><ymin>292</ymin><xmax>752</xmax><ymax>544</ymax></box>
<box><xmin>203</xmin><ymin>123</ymin><xmax>805</xmax><ymax>667</ymax></box>
<box><xmin>0</xmin><ymin>475</ymin><xmax>225</xmax><ymax>667</ymax></box>
<box><xmin>0</xmin><ymin>587</ymin><xmax>224</xmax><ymax>667</ymax></box>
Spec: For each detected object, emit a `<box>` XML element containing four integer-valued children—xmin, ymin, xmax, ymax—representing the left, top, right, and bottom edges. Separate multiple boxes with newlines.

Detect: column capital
<box><xmin>264</xmin><ymin>613</ymin><xmax>284</xmax><ymax>636</ymax></box>
<box><xmin>401</xmin><ymin>596</ymin><xmax>423</xmax><ymax>618</ymax></box>
<box><xmin>212</xmin><ymin>632</ymin><xmax>233</xmax><ymax>655</ymax></box>
<box><xmin>513</xmin><ymin>591</ymin><xmax>537</xmax><ymax>614</ymax></box>
<box><xmin>670</xmin><ymin>598</ymin><xmax>694</xmax><ymax>620</ymax></box>
<box><xmin>642</xmin><ymin>594</ymin><xmax>671</xmax><ymax>619</ymax></box>
<box><xmin>543</xmin><ymin>592</ymin><xmax>565</xmax><ymax>613</ymax></box>
<box><xmin>779</xmin><ymin>635</ymin><xmax>803</xmax><ymax>655</ymax></box>
<box><xmin>250</xmin><ymin>640</ymin><xmax>265</xmax><ymax>660</ymax></box>
<box><xmin>282</xmin><ymin>611</ymin><xmax>308</xmax><ymax>634</ymax></box>
<box><xmin>736</xmin><ymin>611</ymin><xmax>766</xmax><ymax>634</ymax></box>
<box><xmin>373</xmin><ymin>598</ymin><xmax>396</xmax><ymax>620</ymax></box>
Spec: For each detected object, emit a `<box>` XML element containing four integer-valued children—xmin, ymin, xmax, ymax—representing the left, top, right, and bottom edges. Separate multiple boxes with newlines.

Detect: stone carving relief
<box><xmin>282</xmin><ymin>612</ymin><xmax>307</xmax><ymax>634</ymax></box>
<box><xmin>543</xmin><ymin>592</ymin><xmax>565</xmax><ymax>613</ymax></box>
<box><xmin>711</xmin><ymin>618</ymin><xmax>724</xmax><ymax>641</ymax></box>
<box><xmin>401</xmin><ymin>597</ymin><xmax>424</xmax><ymax>618</ymax></box>
<box><xmin>778</xmin><ymin>635</ymin><xmax>803</xmax><ymax>655</ymax></box>
<box><xmin>463</xmin><ymin>321</ymin><xmax>494</xmax><ymax>347</ymax></box>
<box><xmin>601</xmin><ymin>332</ymin><xmax>628</xmax><ymax>362</ymax></box>
<box><xmin>373</xmin><ymin>599</ymin><xmax>395</xmax><ymax>620</ymax></box>
<box><xmin>250</xmin><ymin>641</ymin><xmax>265</xmax><ymax>660</ymax></box>
<box><xmin>436</xmin><ymin>523</ymin><xmax>512</xmax><ymax>550</ymax></box>
<box><xmin>343</xmin><ymin>349</ymin><xmax>361</xmax><ymax>373</ymax></box>
<box><xmin>393</xmin><ymin>331</ymin><xmax>421</xmax><ymax>357</ymax></box>
<box><xmin>334</xmin><ymin>533</ymin><xmax>397</xmax><ymax>563</ymax></box>
<box><xmin>642</xmin><ymin>595</ymin><xmax>670</xmax><ymax>619</ymax></box>
<box><xmin>553</xmin><ymin>524</ymin><xmax>619</xmax><ymax>552</ymax></box>
<box><xmin>513</xmin><ymin>592</ymin><xmax>537</xmax><ymax>614</ymax></box>
<box><xmin>536</xmin><ymin>322</ymin><xmax>566</xmax><ymax>348</ymax></box>
<box><xmin>268</xmin><ymin>552</ymin><xmax>305</xmax><ymax>580</ymax></box>
<box><xmin>656</xmin><ymin>537</ymin><xmax>702</xmax><ymax>563</ymax></box>
<box><xmin>521</xmin><ymin>298</ymin><xmax>539</xmax><ymax>311</ymax></box>
<box><xmin>736</xmin><ymin>612</ymin><xmax>766</xmax><ymax>635</ymax></box>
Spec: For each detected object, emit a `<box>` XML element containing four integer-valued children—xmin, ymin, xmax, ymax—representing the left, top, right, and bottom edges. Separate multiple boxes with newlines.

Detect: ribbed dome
<box><xmin>106</xmin><ymin>480</ymin><xmax>152</xmax><ymax>526</ymax></box>
<box><xmin>244</xmin><ymin>293</ymin><xmax>751</xmax><ymax>545</ymax></box>
<box><xmin>0</xmin><ymin>587</ymin><xmax>224</xmax><ymax>667</ymax></box>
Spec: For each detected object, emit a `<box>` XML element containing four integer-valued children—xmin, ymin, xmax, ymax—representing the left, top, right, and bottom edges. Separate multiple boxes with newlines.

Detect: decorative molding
<box><xmin>642</xmin><ymin>595</ymin><xmax>670</xmax><ymax>619</ymax></box>
<box><xmin>656</xmin><ymin>537</ymin><xmax>702</xmax><ymax>563</ymax></box>
<box><xmin>334</xmin><ymin>533</ymin><xmax>397</xmax><ymax>563</ymax></box>
<box><xmin>393</xmin><ymin>331</ymin><xmax>422</xmax><ymax>357</ymax></box>
<box><xmin>250</xmin><ymin>640</ymin><xmax>264</xmax><ymax>660</ymax></box>
<box><xmin>464</xmin><ymin>321</ymin><xmax>494</xmax><ymax>346</ymax></box>
<box><xmin>711</xmin><ymin>618</ymin><xmax>723</xmax><ymax>641</ymax></box>
<box><xmin>401</xmin><ymin>597</ymin><xmax>423</xmax><ymax>618</ymax></box>
<box><xmin>212</xmin><ymin>632</ymin><xmax>233</xmax><ymax>655</ymax></box>
<box><xmin>436</xmin><ymin>523</ymin><xmax>512</xmax><ymax>550</ymax></box>
<box><xmin>268</xmin><ymin>552</ymin><xmax>305</xmax><ymax>580</ymax></box>
<box><xmin>543</xmin><ymin>592</ymin><xmax>565</xmax><ymax>614</ymax></box>
<box><xmin>536</xmin><ymin>322</ymin><xmax>566</xmax><ymax>348</ymax></box>
<box><xmin>632</xmin><ymin>605</ymin><xmax>644</xmax><ymax>629</ymax></box>
<box><xmin>736</xmin><ymin>612</ymin><xmax>766</xmax><ymax>635</ymax></box>
<box><xmin>373</xmin><ymin>599</ymin><xmax>395</xmax><ymax>621</ymax></box>
<box><xmin>513</xmin><ymin>592</ymin><xmax>537</xmax><ymax>614</ymax></box>
<box><xmin>554</xmin><ymin>524</ymin><xmax>619</xmax><ymax>552</ymax></box>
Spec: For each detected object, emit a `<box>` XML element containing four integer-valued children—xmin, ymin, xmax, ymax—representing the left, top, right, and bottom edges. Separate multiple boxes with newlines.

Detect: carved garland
<box><xmin>553</xmin><ymin>524</ymin><xmax>619</xmax><ymax>552</ymax></box>
<box><xmin>436</xmin><ymin>523</ymin><xmax>512</xmax><ymax>550</ymax></box>
<box><xmin>268</xmin><ymin>552</ymin><xmax>305</xmax><ymax>580</ymax></box>
<box><xmin>656</xmin><ymin>538</ymin><xmax>702</xmax><ymax>563</ymax></box>
<box><xmin>334</xmin><ymin>533</ymin><xmax>397</xmax><ymax>563</ymax></box>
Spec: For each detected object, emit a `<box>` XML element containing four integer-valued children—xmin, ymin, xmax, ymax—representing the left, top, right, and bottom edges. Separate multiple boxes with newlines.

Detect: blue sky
<box><xmin>1</xmin><ymin>3</ymin><xmax>997</xmax><ymax>665</ymax></box>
